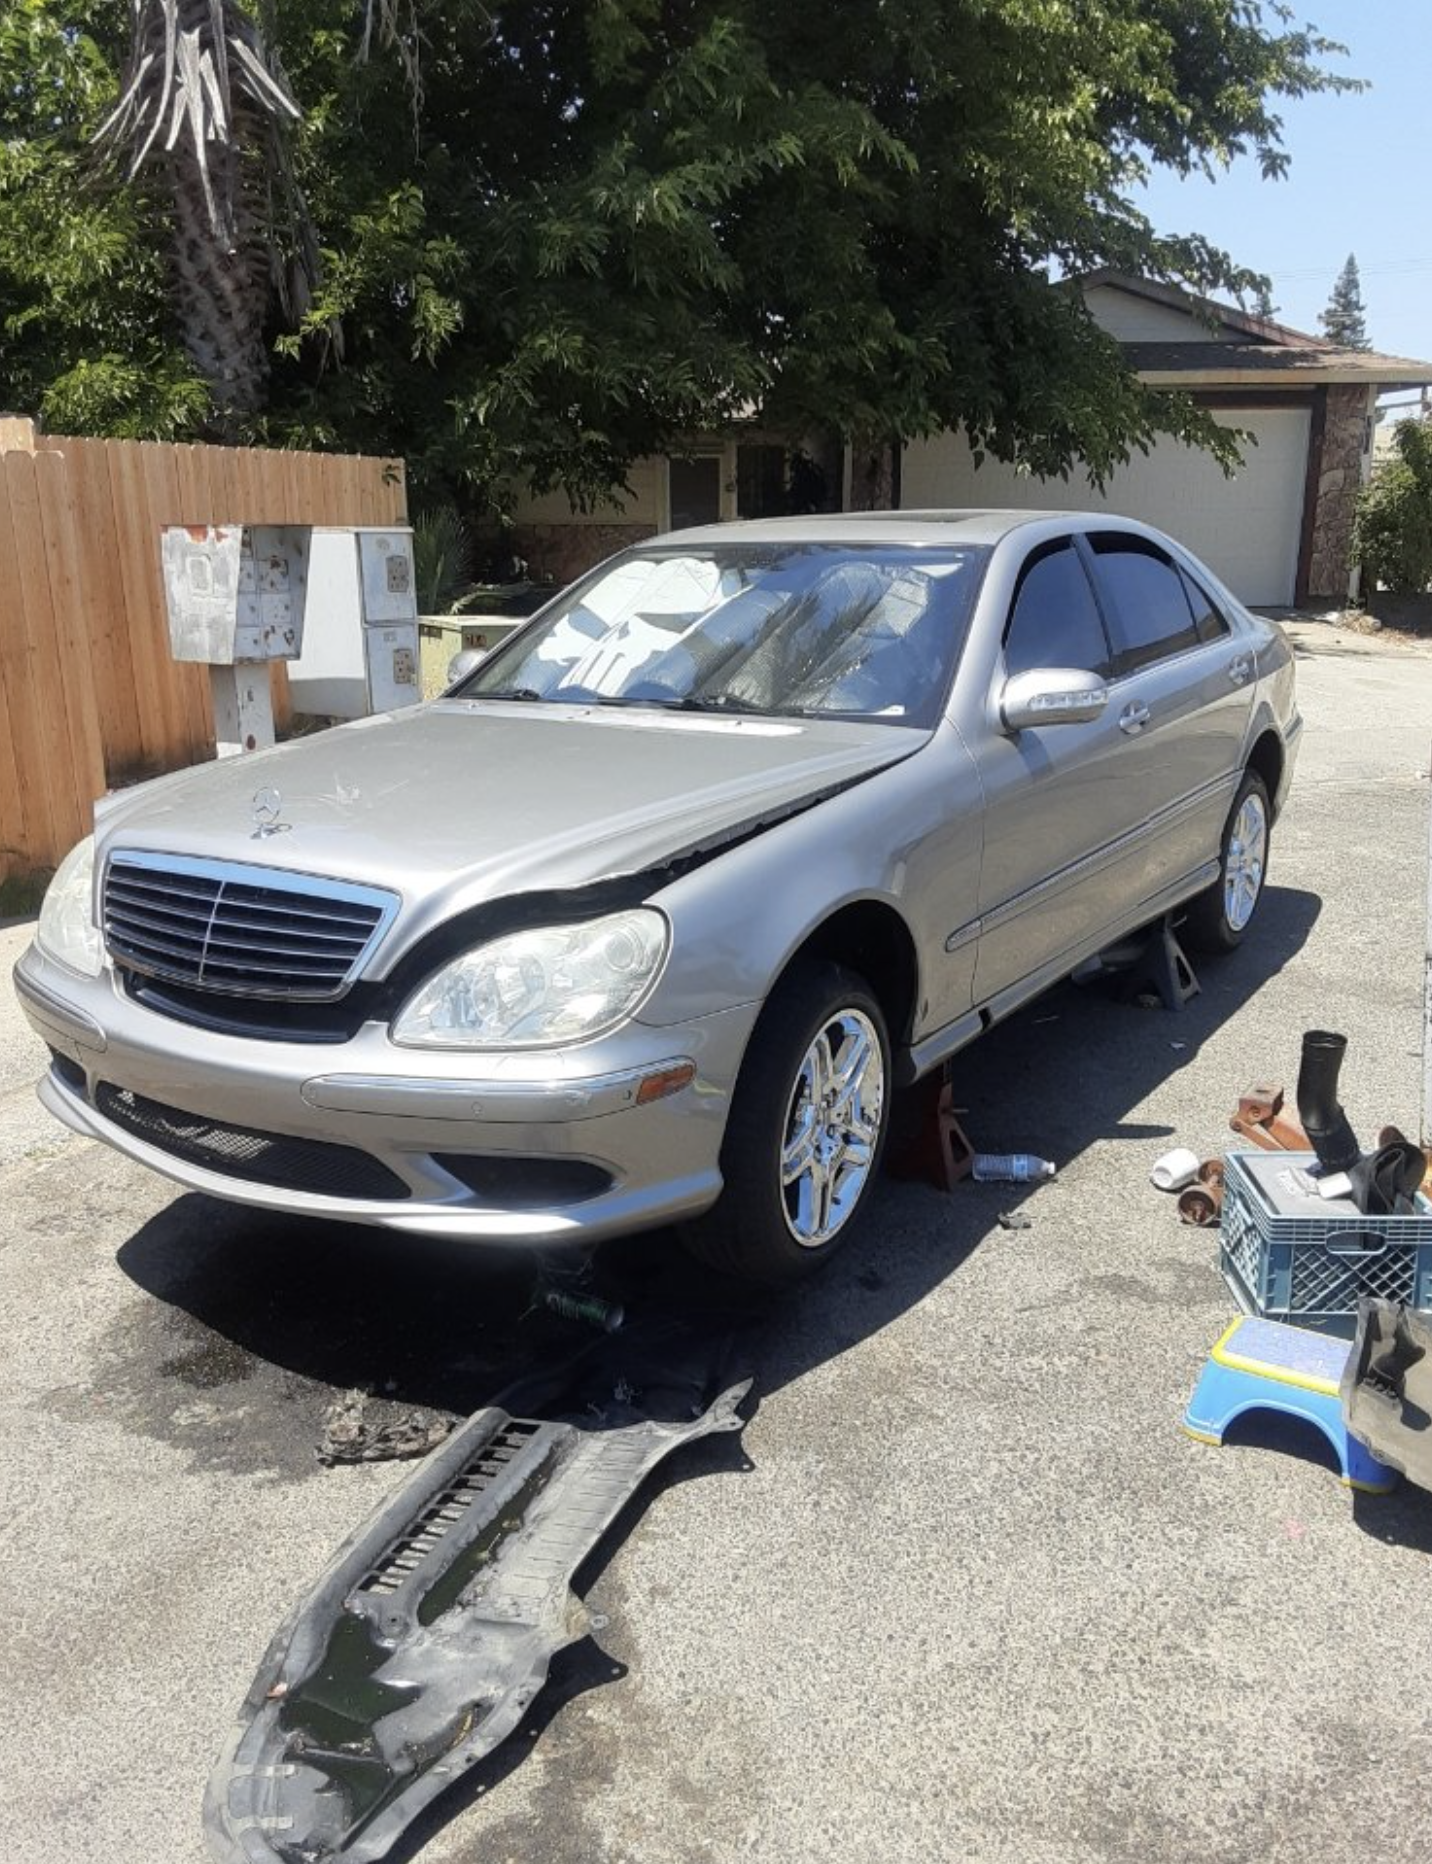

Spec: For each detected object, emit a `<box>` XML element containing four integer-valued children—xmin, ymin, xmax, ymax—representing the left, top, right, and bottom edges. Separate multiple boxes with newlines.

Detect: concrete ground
<box><xmin>3</xmin><ymin>618</ymin><xmax>1432</xmax><ymax>1864</ymax></box>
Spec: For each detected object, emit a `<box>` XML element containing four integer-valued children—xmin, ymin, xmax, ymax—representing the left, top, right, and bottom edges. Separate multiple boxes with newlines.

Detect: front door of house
<box><xmin>667</xmin><ymin>456</ymin><xmax>723</xmax><ymax>529</ymax></box>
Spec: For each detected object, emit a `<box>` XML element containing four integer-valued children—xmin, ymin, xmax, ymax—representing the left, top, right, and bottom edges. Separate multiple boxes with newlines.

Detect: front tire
<box><xmin>1185</xmin><ymin>770</ymin><xmax>1271</xmax><ymax>953</ymax></box>
<box><xmin>679</xmin><ymin>961</ymin><xmax>891</xmax><ymax>1286</ymax></box>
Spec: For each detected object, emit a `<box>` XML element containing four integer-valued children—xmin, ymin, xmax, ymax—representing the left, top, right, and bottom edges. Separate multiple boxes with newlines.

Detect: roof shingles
<box><xmin>1125</xmin><ymin>340</ymin><xmax>1432</xmax><ymax>387</ymax></box>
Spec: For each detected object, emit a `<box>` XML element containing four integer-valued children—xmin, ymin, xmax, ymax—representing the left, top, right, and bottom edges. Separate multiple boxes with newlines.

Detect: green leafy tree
<box><xmin>1</xmin><ymin>2</ymin><xmax>1357</xmax><ymax>508</ymax></box>
<box><xmin>0</xmin><ymin>1</ymin><xmax>209</xmax><ymax>434</ymax></box>
<box><xmin>1318</xmin><ymin>253</ymin><xmax>1370</xmax><ymax>350</ymax></box>
<box><xmin>1354</xmin><ymin>419</ymin><xmax>1432</xmax><ymax>595</ymax></box>
<box><xmin>1250</xmin><ymin>282</ymin><xmax>1279</xmax><ymax>320</ymax></box>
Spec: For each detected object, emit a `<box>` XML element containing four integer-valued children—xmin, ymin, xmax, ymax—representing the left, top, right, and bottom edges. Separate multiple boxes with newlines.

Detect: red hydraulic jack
<box><xmin>887</xmin><ymin>1069</ymin><xmax>975</xmax><ymax>1192</ymax></box>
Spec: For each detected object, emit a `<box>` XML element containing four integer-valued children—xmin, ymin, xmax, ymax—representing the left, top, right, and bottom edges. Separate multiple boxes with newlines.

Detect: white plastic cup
<box><xmin>1149</xmin><ymin>1147</ymin><xmax>1202</xmax><ymax>1193</ymax></box>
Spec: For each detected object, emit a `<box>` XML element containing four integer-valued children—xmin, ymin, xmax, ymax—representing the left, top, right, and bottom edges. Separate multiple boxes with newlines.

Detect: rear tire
<box><xmin>1184</xmin><ymin>770</ymin><xmax>1271</xmax><ymax>953</ymax></box>
<box><xmin>679</xmin><ymin>961</ymin><xmax>891</xmax><ymax>1286</ymax></box>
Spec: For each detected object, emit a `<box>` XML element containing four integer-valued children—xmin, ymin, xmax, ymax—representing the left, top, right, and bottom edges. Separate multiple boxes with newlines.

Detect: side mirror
<box><xmin>446</xmin><ymin>647</ymin><xmax>486</xmax><ymax>686</ymax></box>
<box><xmin>999</xmin><ymin>667</ymin><xmax>1108</xmax><ymax>732</ymax></box>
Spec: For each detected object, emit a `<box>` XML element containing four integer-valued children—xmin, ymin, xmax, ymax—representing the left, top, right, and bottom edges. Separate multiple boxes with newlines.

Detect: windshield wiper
<box><xmin>480</xmin><ymin>688</ymin><xmax>642</xmax><ymax>708</ymax></box>
<box><xmin>669</xmin><ymin>693</ymin><xmax>768</xmax><ymax>715</ymax></box>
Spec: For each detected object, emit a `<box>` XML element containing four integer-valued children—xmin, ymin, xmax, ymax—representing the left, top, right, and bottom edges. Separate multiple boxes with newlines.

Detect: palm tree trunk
<box><xmin>166</xmin><ymin>112</ymin><xmax>273</xmax><ymax>431</ymax></box>
<box><xmin>95</xmin><ymin>0</ymin><xmax>304</xmax><ymax>432</ymax></box>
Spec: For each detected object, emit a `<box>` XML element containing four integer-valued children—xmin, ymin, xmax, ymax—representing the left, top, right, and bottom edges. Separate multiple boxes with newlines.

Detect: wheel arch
<box><xmin>1244</xmin><ymin>726</ymin><xmax>1285</xmax><ymax>817</ymax></box>
<box><xmin>772</xmin><ymin>898</ymin><xmax>921</xmax><ymax>1053</ymax></box>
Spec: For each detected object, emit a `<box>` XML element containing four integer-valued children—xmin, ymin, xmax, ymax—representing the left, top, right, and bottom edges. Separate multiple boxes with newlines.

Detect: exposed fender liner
<box><xmin>205</xmin><ymin>1333</ymin><xmax>752</xmax><ymax>1864</ymax></box>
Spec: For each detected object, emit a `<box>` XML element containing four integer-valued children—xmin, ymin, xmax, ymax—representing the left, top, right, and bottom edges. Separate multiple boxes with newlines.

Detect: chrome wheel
<box><xmin>780</xmin><ymin>1008</ymin><xmax>885</xmax><ymax>1248</ymax></box>
<box><xmin>1224</xmin><ymin>789</ymin><xmax>1268</xmax><ymax>932</ymax></box>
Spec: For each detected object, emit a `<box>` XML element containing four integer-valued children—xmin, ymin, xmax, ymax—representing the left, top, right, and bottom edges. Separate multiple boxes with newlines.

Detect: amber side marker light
<box><xmin>636</xmin><ymin>1063</ymin><xmax>696</xmax><ymax>1106</ymax></box>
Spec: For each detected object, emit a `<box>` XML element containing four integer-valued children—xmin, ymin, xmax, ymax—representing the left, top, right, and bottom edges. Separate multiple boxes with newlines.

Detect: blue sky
<box><xmin>1134</xmin><ymin>0</ymin><xmax>1429</xmax><ymax>374</ymax></box>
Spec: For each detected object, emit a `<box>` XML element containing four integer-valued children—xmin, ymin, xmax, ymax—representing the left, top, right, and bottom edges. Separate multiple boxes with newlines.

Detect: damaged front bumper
<box><xmin>16</xmin><ymin>943</ymin><xmax>757</xmax><ymax>1244</ymax></box>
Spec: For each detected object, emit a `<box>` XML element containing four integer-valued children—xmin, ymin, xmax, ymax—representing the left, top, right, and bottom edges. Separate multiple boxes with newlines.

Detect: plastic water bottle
<box><xmin>971</xmin><ymin>1153</ymin><xmax>1056</xmax><ymax>1183</ymax></box>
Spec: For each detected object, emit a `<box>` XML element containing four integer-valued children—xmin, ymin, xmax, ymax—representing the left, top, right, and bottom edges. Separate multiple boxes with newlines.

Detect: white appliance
<box><xmin>287</xmin><ymin>527</ymin><xmax>421</xmax><ymax>719</ymax></box>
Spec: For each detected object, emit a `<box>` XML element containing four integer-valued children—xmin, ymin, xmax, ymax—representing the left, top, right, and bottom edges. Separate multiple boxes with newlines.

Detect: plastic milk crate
<box><xmin>1220</xmin><ymin>1150</ymin><xmax>1432</xmax><ymax>1328</ymax></box>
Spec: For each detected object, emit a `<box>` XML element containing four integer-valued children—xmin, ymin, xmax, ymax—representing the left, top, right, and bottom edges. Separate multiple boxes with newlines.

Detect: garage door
<box><xmin>900</xmin><ymin>407</ymin><xmax>1311</xmax><ymax>605</ymax></box>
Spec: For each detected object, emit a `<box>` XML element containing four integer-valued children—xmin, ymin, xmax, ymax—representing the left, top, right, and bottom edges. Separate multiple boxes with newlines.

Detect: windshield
<box><xmin>455</xmin><ymin>541</ymin><xmax>989</xmax><ymax>727</ymax></box>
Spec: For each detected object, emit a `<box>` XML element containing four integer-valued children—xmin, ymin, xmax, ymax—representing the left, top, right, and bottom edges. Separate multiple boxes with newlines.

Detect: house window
<box><xmin>668</xmin><ymin>456</ymin><xmax>723</xmax><ymax>529</ymax></box>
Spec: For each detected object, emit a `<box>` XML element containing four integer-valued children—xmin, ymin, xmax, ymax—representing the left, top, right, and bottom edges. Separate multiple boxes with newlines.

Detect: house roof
<box><xmin>1074</xmin><ymin>269</ymin><xmax>1432</xmax><ymax>389</ymax></box>
<box><xmin>1125</xmin><ymin>341</ymin><xmax>1432</xmax><ymax>388</ymax></box>
<box><xmin>1076</xmin><ymin>266</ymin><xmax>1323</xmax><ymax>348</ymax></box>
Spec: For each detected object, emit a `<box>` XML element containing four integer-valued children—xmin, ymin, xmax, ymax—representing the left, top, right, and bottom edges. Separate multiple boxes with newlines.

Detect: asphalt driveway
<box><xmin>3</xmin><ymin>617</ymin><xmax>1431</xmax><ymax>1864</ymax></box>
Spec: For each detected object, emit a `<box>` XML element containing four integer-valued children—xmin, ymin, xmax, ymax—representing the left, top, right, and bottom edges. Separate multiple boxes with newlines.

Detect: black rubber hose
<box><xmin>1296</xmin><ymin>1030</ymin><xmax>1362</xmax><ymax>1173</ymax></box>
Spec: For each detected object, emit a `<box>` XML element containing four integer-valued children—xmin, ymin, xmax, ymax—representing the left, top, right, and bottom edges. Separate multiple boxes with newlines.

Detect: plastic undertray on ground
<box><xmin>1219</xmin><ymin>1149</ymin><xmax>1432</xmax><ymax>1333</ymax></box>
<box><xmin>205</xmin><ymin>1332</ymin><xmax>750</xmax><ymax>1864</ymax></box>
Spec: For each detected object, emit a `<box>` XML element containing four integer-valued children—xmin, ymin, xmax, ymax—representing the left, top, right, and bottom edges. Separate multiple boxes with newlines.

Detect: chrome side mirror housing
<box><xmin>446</xmin><ymin>647</ymin><xmax>486</xmax><ymax>686</ymax></box>
<box><xmin>999</xmin><ymin>667</ymin><xmax>1108</xmax><ymax>732</ymax></box>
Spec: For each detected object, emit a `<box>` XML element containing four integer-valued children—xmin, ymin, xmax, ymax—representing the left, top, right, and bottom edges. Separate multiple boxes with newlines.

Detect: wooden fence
<box><xmin>0</xmin><ymin>420</ymin><xmax>406</xmax><ymax>884</ymax></box>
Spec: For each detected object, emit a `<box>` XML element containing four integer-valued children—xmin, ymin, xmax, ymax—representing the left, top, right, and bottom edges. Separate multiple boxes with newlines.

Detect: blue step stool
<box><xmin>1183</xmin><ymin>1316</ymin><xmax>1398</xmax><ymax>1493</ymax></box>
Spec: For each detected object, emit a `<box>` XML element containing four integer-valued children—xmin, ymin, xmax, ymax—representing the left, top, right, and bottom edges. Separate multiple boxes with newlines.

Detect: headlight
<box><xmin>36</xmin><ymin>836</ymin><xmax>103</xmax><ymax>978</ymax></box>
<box><xmin>392</xmin><ymin>909</ymin><xmax>668</xmax><ymax>1049</ymax></box>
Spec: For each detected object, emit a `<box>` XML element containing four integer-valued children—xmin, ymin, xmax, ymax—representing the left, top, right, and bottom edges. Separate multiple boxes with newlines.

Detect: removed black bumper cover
<box><xmin>205</xmin><ymin>1351</ymin><xmax>750</xmax><ymax>1864</ymax></box>
<box><xmin>1340</xmin><ymin>1297</ymin><xmax>1432</xmax><ymax>1492</ymax></box>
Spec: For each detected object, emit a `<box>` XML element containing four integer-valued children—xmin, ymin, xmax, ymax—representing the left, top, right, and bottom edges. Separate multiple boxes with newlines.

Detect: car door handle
<box><xmin>1227</xmin><ymin>654</ymin><xmax>1253</xmax><ymax>686</ymax></box>
<box><xmin>1118</xmin><ymin>702</ymin><xmax>1150</xmax><ymax>735</ymax></box>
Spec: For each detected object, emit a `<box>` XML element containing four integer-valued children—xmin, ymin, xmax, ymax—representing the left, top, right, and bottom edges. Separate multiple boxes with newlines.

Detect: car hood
<box><xmin>96</xmin><ymin>700</ymin><xmax>921</xmax><ymax>957</ymax></box>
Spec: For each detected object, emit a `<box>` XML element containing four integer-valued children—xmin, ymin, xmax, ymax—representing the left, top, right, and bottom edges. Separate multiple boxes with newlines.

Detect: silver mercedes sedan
<box><xmin>15</xmin><ymin>512</ymin><xmax>1299</xmax><ymax>1283</ymax></box>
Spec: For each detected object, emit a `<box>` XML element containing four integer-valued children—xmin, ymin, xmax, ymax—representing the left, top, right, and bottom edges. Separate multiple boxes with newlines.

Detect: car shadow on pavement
<box><xmin>110</xmin><ymin>883</ymin><xmax>1323</xmax><ymax>1473</ymax></box>
<box><xmin>115</xmin><ymin>883</ymin><xmax>1323</xmax><ymax>1450</ymax></box>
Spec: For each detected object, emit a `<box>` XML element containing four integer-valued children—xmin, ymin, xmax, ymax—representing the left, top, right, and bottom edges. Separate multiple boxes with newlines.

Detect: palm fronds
<box><xmin>94</xmin><ymin>0</ymin><xmax>299</xmax><ymax>246</ymax></box>
<box><xmin>413</xmin><ymin>506</ymin><xmax>476</xmax><ymax>615</ymax></box>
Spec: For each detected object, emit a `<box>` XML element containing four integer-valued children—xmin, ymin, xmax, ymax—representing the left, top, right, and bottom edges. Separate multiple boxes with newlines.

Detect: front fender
<box><xmin>635</xmin><ymin>737</ymin><xmax>983</xmax><ymax>1040</ymax></box>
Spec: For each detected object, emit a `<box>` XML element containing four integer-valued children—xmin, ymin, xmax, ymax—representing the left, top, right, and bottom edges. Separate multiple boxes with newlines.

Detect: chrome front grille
<box><xmin>103</xmin><ymin>851</ymin><xmax>399</xmax><ymax>1001</ymax></box>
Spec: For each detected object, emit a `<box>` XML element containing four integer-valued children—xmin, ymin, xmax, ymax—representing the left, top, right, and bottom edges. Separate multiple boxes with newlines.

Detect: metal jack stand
<box><xmin>888</xmin><ymin>1068</ymin><xmax>975</xmax><ymax>1192</ymax></box>
<box><xmin>1117</xmin><ymin>913</ymin><xmax>1200</xmax><ymax>1012</ymax></box>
